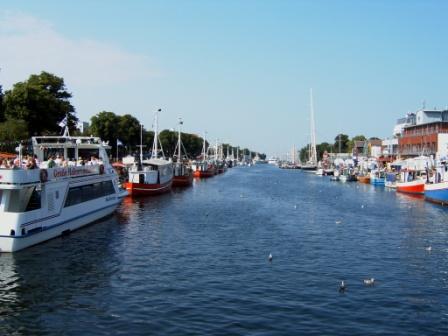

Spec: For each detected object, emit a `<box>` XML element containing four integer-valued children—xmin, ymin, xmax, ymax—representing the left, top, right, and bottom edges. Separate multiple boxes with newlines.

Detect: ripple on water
<box><xmin>0</xmin><ymin>166</ymin><xmax>448</xmax><ymax>335</ymax></box>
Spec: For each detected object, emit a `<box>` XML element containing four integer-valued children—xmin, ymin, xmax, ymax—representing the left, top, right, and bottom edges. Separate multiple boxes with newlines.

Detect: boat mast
<box><xmin>215</xmin><ymin>139</ymin><xmax>219</xmax><ymax>161</ymax></box>
<box><xmin>151</xmin><ymin>109</ymin><xmax>161</xmax><ymax>159</ymax></box>
<box><xmin>177</xmin><ymin>117</ymin><xmax>183</xmax><ymax>161</ymax></box>
<box><xmin>202</xmin><ymin>132</ymin><xmax>207</xmax><ymax>160</ymax></box>
<box><xmin>139</xmin><ymin>124</ymin><xmax>143</xmax><ymax>163</ymax></box>
<box><xmin>310</xmin><ymin>88</ymin><xmax>317</xmax><ymax>164</ymax></box>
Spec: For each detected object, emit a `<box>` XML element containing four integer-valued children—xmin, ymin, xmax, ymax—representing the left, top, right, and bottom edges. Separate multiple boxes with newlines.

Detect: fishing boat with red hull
<box><xmin>172</xmin><ymin>118</ymin><xmax>194</xmax><ymax>187</ymax></box>
<box><xmin>191</xmin><ymin>132</ymin><xmax>216</xmax><ymax>178</ymax></box>
<box><xmin>192</xmin><ymin>162</ymin><xmax>216</xmax><ymax>177</ymax></box>
<box><xmin>396</xmin><ymin>171</ymin><xmax>426</xmax><ymax>195</ymax></box>
<box><xmin>123</xmin><ymin>109</ymin><xmax>173</xmax><ymax>196</ymax></box>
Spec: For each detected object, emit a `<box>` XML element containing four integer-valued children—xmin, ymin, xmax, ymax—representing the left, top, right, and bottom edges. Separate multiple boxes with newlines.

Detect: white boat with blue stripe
<box><xmin>0</xmin><ymin>134</ymin><xmax>127</xmax><ymax>252</ymax></box>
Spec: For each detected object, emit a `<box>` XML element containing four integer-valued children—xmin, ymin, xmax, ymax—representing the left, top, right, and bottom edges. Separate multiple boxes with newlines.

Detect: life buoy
<box><xmin>99</xmin><ymin>164</ymin><xmax>105</xmax><ymax>175</ymax></box>
<box><xmin>40</xmin><ymin>169</ymin><xmax>48</xmax><ymax>183</ymax></box>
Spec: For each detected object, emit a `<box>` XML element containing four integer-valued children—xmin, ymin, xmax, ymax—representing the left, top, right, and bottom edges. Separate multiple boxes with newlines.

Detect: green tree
<box><xmin>334</xmin><ymin>134</ymin><xmax>350</xmax><ymax>153</ymax></box>
<box><xmin>0</xmin><ymin>85</ymin><xmax>4</xmax><ymax>122</ymax></box>
<box><xmin>316</xmin><ymin>142</ymin><xmax>333</xmax><ymax>160</ymax></box>
<box><xmin>117</xmin><ymin>114</ymin><xmax>141</xmax><ymax>149</ymax></box>
<box><xmin>159</xmin><ymin>129</ymin><xmax>177</xmax><ymax>157</ymax></box>
<box><xmin>299</xmin><ymin>145</ymin><xmax>309</xmax><ymax>162</ymax></box>
<box><xmin>4</xmin><ymin>71</ymin><xmax>77</xmax><ymax>135</ymax></box>
<box><xmin>0</xmin><ymin>119</ymin><xmax>29</xmax><ymax>143</ymax></box>
<box><xmin>182</xmin><ymin>133</ymin><xmax>203</xmax><ymax>158</ymax></box>
<box><xmin>90</xmin><ymin>111</ymin><xmax>120</xmax><ymax>143</ymax></box>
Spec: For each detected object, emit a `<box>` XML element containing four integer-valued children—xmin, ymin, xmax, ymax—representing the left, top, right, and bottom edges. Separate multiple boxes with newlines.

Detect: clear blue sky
<box><xmin>1</xmin><ymin>0</ymin><xmax>447</xmax><ymax>155</ymax></box>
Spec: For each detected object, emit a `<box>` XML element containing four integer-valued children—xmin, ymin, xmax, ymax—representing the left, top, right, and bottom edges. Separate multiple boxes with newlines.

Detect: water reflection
<box><xmin>0</xmin><ymin>216</ymin><xmax>121</xmax><ymax>335</ymax></box>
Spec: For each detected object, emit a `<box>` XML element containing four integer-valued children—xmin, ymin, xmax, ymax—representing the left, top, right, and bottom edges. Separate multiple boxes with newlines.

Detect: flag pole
<box><xmin>116</xmin><ymin>139</ymin><xmax>119</xmax><ymax>162</ymax></box>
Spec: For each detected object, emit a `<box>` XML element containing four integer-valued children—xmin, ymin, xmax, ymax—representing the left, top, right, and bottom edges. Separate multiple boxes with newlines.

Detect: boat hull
<box><xmin>396</xmin><ymin>180</ymin><xmax>425</xmax><ymax>195</ymax></box>
<box><xmin>370</xmin><ymin>178</ymin><xmax>385</xmax><ymax>186</ymax></box>
<box><xmin>172</xmin><ymin>174</ymin><xmax>193</xmax><ymax>187</ymax></box>
<box><xmin>193</xmin><ymin>168</ymin><xmax>215</xmax><ymax>178</ymax></box>
<box><xmin>0</xmin><ymin>198</ymin><xmax>124</xmax><ymax>253</ymax></box>
<box><xmin>302</xmin><ymin>165</ymin><xmax>317</xmax><ymax>171</ymax></box>
<box><xmin>357</xmin><ymin>176</ymin><xmax>371</xmax><ymax>184</ymax></box>
<box><xmin>124</xmin><ymin>180</ymin><xmax>172</xmax><ymax>195</ymax></box>
<box><xmin>425</xmin><ymin>182</ymin><xmax>448</xmax><ymax>205</ymax></box>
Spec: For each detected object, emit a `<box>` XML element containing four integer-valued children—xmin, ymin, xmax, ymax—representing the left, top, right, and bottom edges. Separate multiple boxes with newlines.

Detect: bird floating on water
<box><xmin>268</xmin><ymin>253</ymin><xmax>273</xmax><ymax>262</ymax></box>
<box><xmin>335</xmin><ymin>220</ymin><xmax>342</xmax><ymax>224</ymax></box>
<box><xmin>339</xmin><ymin>281</ymin><xmax>346</xmax><ymax>293</ymax></box>
<box><xmin>426</xmin><ymin>246</ymin><xmax>432</xmax><ymax>252</ymax></box>
<box><xmin>363</xmin><ymin>278</ymin><xmax>375</xmax><ymax>286</ymax></box>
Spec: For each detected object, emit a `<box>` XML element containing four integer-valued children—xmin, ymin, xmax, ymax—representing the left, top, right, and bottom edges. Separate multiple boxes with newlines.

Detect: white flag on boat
<box><xmin>117</xmin><ymin>139</ymin><xmax>123</xmax><ymax>146</ymax></box>
<box><xmin>58</xmin><ymin>116</ymin><xmax>67</xmax><ymax>127</ymax></box>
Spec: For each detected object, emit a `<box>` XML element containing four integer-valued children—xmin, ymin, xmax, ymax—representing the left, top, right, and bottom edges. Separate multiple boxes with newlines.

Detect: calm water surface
<box><xmin>1</xmin><ymin>165</ymin><xmax>448</xmax><ymax>335</ymax></box>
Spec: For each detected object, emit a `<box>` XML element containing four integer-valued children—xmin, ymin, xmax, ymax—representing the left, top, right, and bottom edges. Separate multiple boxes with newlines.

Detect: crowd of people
<box><xmin>0</xmin><ymin>154</ymin><xmax>102</xmax><ymax>170</ymax></box>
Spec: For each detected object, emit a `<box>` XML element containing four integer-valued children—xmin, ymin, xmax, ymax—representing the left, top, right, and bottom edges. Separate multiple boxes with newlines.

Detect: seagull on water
<box><xmin>426</xmin><ymin>246</ymin><xmax>432</xmax><ymax>252</ymax></box>
<box><xmin>268</xmin><ymin>253</ymin><xmax>273</xmax><ymax>262</ymax></box>
<box><xmin>339</xmin><ymin>281</ymin><xmax>346</xmax><ymax>293</ymax></box>
<box><xmin>335</xmin><ymin>220</ymin><xmax>342</xmax><ymax>224</ymax></box>
<box><xmin>363</xmin><ymin>278</ymin><xmax>375</xmax><ymax>286</ymax></box>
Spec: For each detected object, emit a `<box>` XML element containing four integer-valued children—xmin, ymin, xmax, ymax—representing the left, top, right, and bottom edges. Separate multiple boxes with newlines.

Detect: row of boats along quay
<box><xmin>273</xmin><ymin>93</ymin><xmax>448</xmax><ymax>207</ymax></box>
<box><xmin>0</xmin><ymin>109</ymin><xmax>250</xmax><ymax>253</ymax></box>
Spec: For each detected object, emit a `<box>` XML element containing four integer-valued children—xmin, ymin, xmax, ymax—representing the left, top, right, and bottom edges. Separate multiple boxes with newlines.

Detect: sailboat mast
<box><xmin>151</xmin><ymin>109</ymin><xmax>161</xmax><ymax>159</ymax></box>
<box><xmin>202</xmin><ymin>132</ymin><xmax>207</xmax><ymax>160</ymax></box>
<box><xmin>140</xmin><ymin>124</ymin><xmax>143</xmax><ymax>163</ymax></box>
<box><xmin>177</xmin><ymin>118</ymin><xmax>183</xmax><ymax>161</ymax></box>
<box><xmin>215</xmin><ymin>139</ymin><xmax>219</xmax><ymax>161</ymax></box>
<box><xmin>310</xmin><ymin>89</ymin><xmax>317</xmax><ymax>163</ymax></box>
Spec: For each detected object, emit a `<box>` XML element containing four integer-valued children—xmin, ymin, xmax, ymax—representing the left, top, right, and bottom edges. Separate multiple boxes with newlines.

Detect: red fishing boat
<box><xmin>123</xmin><ymin>109</ymin><xmax>173</xmax><ymax>196</ymax></box>
<box><xmin>396</xmin><ymin>170</ymin><xmax>426</xmax><ymax>194</ymax></box>
<box><xmin>172</xmin><ymin>118</ymin><xmax>194</xmax><ymax>187</ymax></box>
<box><xmin>192</xmin><ymin>162</ymin><xmax>216</xmax><ymax>177</ymax></box>
<box><xmin>396</xmin><ymin>179</ymin><xmax>425</xmax><ymax>194</ymax></box>
<box><xmin>191</xmin><ymin>132</ymin><xmax>216</xmax><ymax>178</ymax></box>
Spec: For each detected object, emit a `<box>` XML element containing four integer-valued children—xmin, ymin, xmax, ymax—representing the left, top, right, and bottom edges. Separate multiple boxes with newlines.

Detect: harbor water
<box><xmin>1</xmin><ymin>165</ymin><xmax>447</xmax><ymax>335</ymax></box>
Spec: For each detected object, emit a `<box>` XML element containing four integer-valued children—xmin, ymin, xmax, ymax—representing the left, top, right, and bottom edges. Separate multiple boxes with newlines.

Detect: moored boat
<box><xmin>396</xmin><ymin>179</ymin><xmax>425</xmax><ymax>194</ymax></box>
<box><xmin>192</xmin><ymin>161</ymin><xmax>216</xmax><ymax>177</ymax></box>
<box><xmin>357</xmin><ymin>175</ymin><xmax>371</xmax><ymax>184</ymax></box>
<box><xmin>123</xmin><ymin>109</ymin><xmax>173</xmax><ymax>196</ymax></box>
<box><xmin>192</xmin><ymin>132</ymin><xmax>216</xmax><ymax>178</ymax></box>
<box><xmin>172</xmin><ymin>118</ymin><xmax>194</xmax><ymax>188</ymax></box>
<box><xmin>396</xmin><ymin>170</ymin><xmax>426</xmax><ymax>194</ymax></box>
<box><xmin>370</xmin><ymin>170</ymin><xmax>386</xmax><ymax>186</ymax></box>
<box><xmin>0</xmin><ymin>133</ymin><xmax>127</xmax><ymax>252</ymax></box>
<box><xmin>424</xmin><ymin>181</ymin><xmax>448</xmax><ymax>205</ymax></box>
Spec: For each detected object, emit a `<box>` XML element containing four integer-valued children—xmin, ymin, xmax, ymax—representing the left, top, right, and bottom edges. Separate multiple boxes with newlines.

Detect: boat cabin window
<box><xmin>43</xmin><ymin>148</ymin><xmax>65</xmax><ymax>161</ymax></box>
<box><xmin>64</xmin><ymin>181</ymin><xmax>115</xmax><ymax>207</ymax></box>
<box><xmin>67</xmin><ymin>147</ymin><xmax>76</xmax><ymax>161</ymax></box>
<box><xmin>78</xmin><ymin>149</ymin><xmax>99</xmax><ymax>161</ymax></box>
<box><xmin>5</xmin><ymin>187</ymin><xmax>41</xmax><ymax>212</ymax></box>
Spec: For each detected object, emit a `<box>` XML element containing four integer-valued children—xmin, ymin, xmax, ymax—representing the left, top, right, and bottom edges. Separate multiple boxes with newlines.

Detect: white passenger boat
<box><xmin>0</xmin><ymin>134</ymin><xmax>127</xmax><ymax>252</ymax></box>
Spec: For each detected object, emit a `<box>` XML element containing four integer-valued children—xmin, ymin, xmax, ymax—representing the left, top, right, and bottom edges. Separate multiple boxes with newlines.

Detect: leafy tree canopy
<box><xmin>0</xmin><ymin>85</ymin><xmax>4</xmax><ymax>122</ymax></box>
<box><xmin>334</xmin><ymin>133</ymin><xmax>350</xmax><ymax>153</ymax></box>
<box><xmin>4</xmin><ymin>71</ymin><xmax>77</xmax><ymax>135</ymax></box>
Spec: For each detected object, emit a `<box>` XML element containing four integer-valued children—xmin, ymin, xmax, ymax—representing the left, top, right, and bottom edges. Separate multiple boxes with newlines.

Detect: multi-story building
<box><xmin>397</xmin><ymin>109</ymin><xmax>448</xmax><ymax>159</ymax></box>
